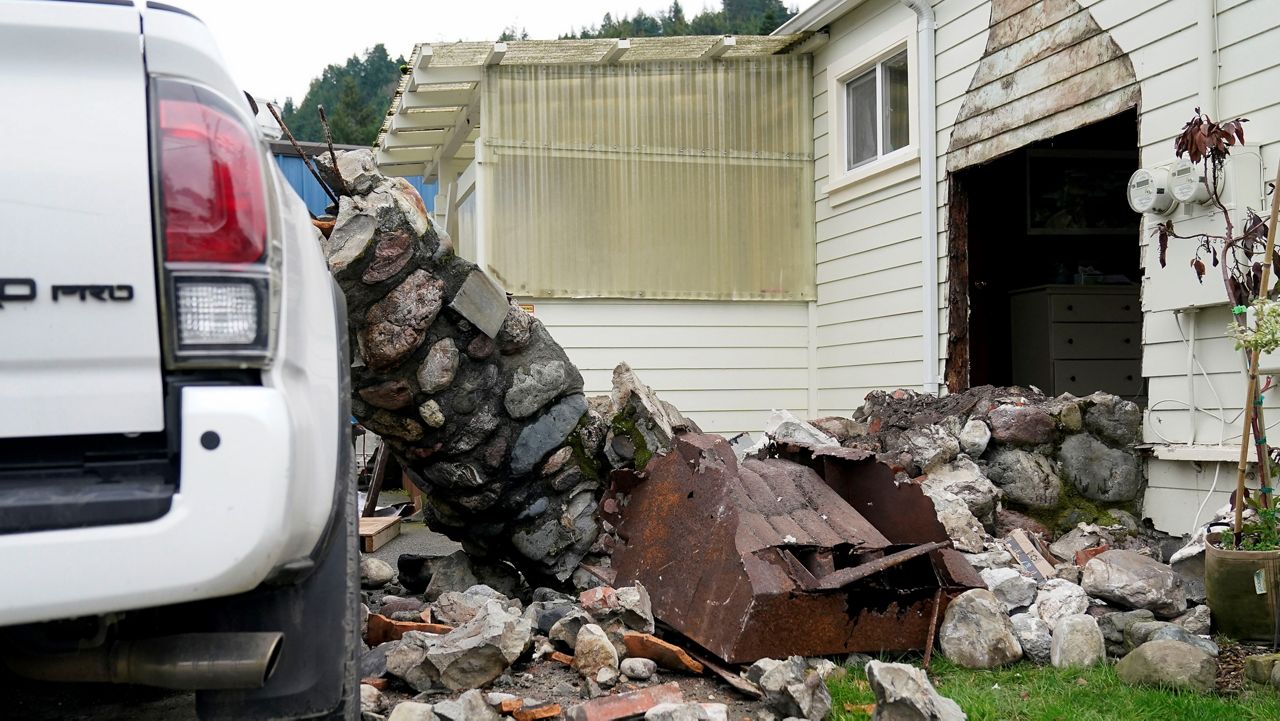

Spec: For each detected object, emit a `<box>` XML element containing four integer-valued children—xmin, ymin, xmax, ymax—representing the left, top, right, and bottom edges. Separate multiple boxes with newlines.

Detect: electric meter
<box><xmin>1169</xmin><ymin>158</ymin><xmax>1213</xmax><ymax>204</ymax></box>
<box><xmin>1127</xmin><ymin>167</ymin><xmax>1174</xmax><ymax>215</ymax></box>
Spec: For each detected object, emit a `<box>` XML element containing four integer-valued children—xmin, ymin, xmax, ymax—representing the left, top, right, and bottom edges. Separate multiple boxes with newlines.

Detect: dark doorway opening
<box><xmin>946</xmin><ymin>110</ymin><xmax>1143</xmax><ymax>401</ymax></box>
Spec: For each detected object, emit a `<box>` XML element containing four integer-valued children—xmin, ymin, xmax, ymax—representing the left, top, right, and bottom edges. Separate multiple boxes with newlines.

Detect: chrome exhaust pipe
<box><xmin>5</xmin><ymin>632</ymin><xmax>283</xmax><ymax>690</ymax></box>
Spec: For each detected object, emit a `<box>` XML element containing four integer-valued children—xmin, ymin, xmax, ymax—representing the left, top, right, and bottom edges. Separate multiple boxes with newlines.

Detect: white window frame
<box><xmin>826</xmin><ymin>16</ymin><xmax>919</xmax><ymax>199</ymax></box>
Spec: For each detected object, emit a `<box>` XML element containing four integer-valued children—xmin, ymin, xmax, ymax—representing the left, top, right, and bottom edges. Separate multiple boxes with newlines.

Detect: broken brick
<box><xmin>579</xmin><ymin>586</ymin><xmax>619</xmax><ymax>614</ymax></box>
<box><xmin>622</xmin><ymin>632</ymin><xmax>704</xmax><ymax>674</ymax></box>
<box><xmin>1075</xmin><ymin>544</ymin><xmax>1110</xmax><ymax>567</ymax></box>
<box><xmin>564</xmin><ymin>682</ymin><xmax>683</xmax><ymax>721</ymax></box>
<box><xmin>498</xmin><ymin>698</ymin><xmax>524</xmax><ymax>713</ymax></box>
<box><xmin>549</xmin><ymin>650</ymin><xmax>574</xmax><ymax>666</ymax></box>
<box><xmin>360</xmin><ymin>677</ymin><xmax>388</xmax><ymax>690</ymax></box>
<box><xmin>364</xmin><ymin>613</ymin><xmax>451</xmax><ymax>646</ymax></box>
<box><xmin>513</xmin><ymin>702</ymin><xmax>562</xmax><ymax>721</ymax></box>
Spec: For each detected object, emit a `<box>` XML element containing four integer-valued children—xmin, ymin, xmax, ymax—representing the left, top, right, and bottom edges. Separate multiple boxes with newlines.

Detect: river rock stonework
<box><xmin>319</xmin><ymin>150</ymin><xmax>603</xmax><ymax>584</ymax></box>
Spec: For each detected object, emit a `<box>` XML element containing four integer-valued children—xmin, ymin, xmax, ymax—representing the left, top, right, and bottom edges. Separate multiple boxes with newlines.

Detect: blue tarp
<box><xmin>273</xmin><ymin>153</ymin><xmax>436</xmax><ymax>217</ymax></box>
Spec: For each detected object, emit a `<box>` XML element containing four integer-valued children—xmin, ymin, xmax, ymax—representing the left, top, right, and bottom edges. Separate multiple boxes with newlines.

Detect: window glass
<box><xmin>881</xmin><ymin>50</ymin><xmax>909</xmax><ymax>153</ymax></box>
<box><xmin>845</xmin><ymin>68</ymin><xmax>877</xmax><ymax>169</ymax></box>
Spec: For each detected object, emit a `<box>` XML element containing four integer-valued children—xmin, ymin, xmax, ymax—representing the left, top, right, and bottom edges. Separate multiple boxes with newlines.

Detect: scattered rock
<box><xmin>549</xmin><ymin>607</ymin><xmax>596</xmax><ymax>650</ymax></box>
<box><xmin>1049</xmin><ymin>524</ymin><xmax>1113</xmax><ymax>563</ymax></box>
<box><xmin>644</xmin><ymin>702</ymin><xmax>717</xmax><ymax>721</ymax></box>
<box><xmin>938</xmin><ymin>589</ymin><xmax>1022</xmax><ymax>668</ymax></box>
<box><xmin>921</xmin><ymin>485</ymin><xmax>986</xmax><ymax>553</ymax></box>
<box><xmin>421</xmin><ymin>550</ymin><xmax>522</xmax><ymax>602</ymax></box>
<box><xmin>1097</xmin><ymin>609</ymin><xmax>1154</xmax><ymax>657</ymax></box>
<box><xmin>962</xmin><ymin>548</ymin><xmax>1017</xmax><ymax>571</ymax></box>
<box><xmin>1057</xmin><ymin>435</ymin><xmax>1142</xmax><ymax>502</ymax></box>
<box><xmin>621</xmin><ymin>657</ymin><xmax>658</xmax><ymax>680</ymax></box>
<box><xmin>1081</xmin><ymin>550</ymin><xmax>1186</xmax><ymax>618</ymax></box>
<box><xmin>958</xmin><ymin>419</ymin><xmax>991</xmax><ymax>458</ymax></box>
<box><xmin>1149</xmin><ymin>625</ymin><xmax>1218</xmax><ymax>657</ymax></box>
<box><xmin>1053</xmin><ymin>563</ymin><xmax>1081</xmax><ymax>585</ymax></box>
<box><xmin>989</xmin><ymin>404</ymin><xmax>1055</xmax><ymax>446</ymax></box>
<box><xmin>572</xmin><ymin>624</ymin><xmax>620</xmax><ymax>678</ymax></box>
<box><xmin>809</xmin><ymin>416</ymin><xmax>866</xmax><ymax>442</ymax></box>
<box><xmin>360</xmin><ymin>683</ymin><xmax>386</xmax><ymax>714</ymax></box>
<box><xmin>361</xmin><ymin>558</ymin><xmax>396</xmax><ymax>589</ymax></box>
<box><xmin>615</xmin><ymin>584</ymin><xmax>656</xmax><ymax>633</ymax></box>
<box><xmin>1243</xmin><ymin>652</ymin><xmax>1280</xmax><ymax>684</ymax></box>
<box><xmin>1124</xmin><ymin>620</ymin><xmax>1178</xmax><ymax>651</ymax></box>
<box><xmin>1010</xmin><ymin>613</ymin><xmax>1053</xmax><ymax>665</ymax></box>
<box><xmin>749</xmin><ymin>656</ymin><xmax>833</xmax><ymax>721</ymax></box>
<box><xmin>985</xmin><ymin>448</ymin><xmax>1062</xmax><ymax>509</ymax></box>
<box><xmin>979</xmin><ymin>567</ymin><xmax>1038</xmax><ymax>611</ymax></box>
<box><xmin>386</xmin><ymin>599</ymin><xmax>532</xmax><ymax>691</ymax></box>
<box><xmin>1173</xmin><ymin>605</ymin><xmax>1211</xmax><ymax>636</ymax></box>
<box><xmin>1050</xmin><ymin>614</ymin><xmax>1105</xmax><ymax>668</ymax></box>
<box><xmin>864</xmin><ymin>660</ymin><xmax>967</xmax><ymax>721</ymax></box>
<box><xmin>386</xmin><ymin>701</ymin><xmax>438</xmax><ymax>721</ymax></box>
<box><xmin>1115</xmin><ymin>639</ymin><xmax>1216</xmax><ymax>693</ymax></box>
<box><xmin>434</xmin><ymin>585</ymin><xmax>518</xmax><ymax>626</ymax></box>
<box><xmin>995</xmin><ymin>508</ymin><xmax>1051</xmax><ymax>538</ymax></box>
<box><xmin>433</xmin><ymin>689</ymin><xmax>500</xmax><ymax>721</ymax></box>
<box><xmin>903</xmin><ymin>425</ymin><xmax>960</xmax><ymax>473</ymax></box>
<box><xmin>1031</xmin><ymin>579</ymin><xmax>1091</xmax><ymax>630</ymax></box>
<box><xmin>924</xmin><ymin>455</ymin><xmax>1001</xmax><ymax>525</ymax></box>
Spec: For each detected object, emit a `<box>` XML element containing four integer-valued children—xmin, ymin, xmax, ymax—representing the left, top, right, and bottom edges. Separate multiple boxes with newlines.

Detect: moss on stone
<box><xmin>566</xmin><ymin>415</ymin><xmax>601</xmax><ymax>483</ymax></box>
<box><xmin>611</xmin><ymin>409</ymin><xmax>654</xmax><ymax>471</ymax></box>
<box><xmin>1020</xmin><ymin>484</ymin><xmax>1137</xmax><ymax>535</ymax></box>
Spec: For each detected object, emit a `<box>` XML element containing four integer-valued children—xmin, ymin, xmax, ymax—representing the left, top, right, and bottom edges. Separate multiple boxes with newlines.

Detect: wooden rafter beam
<box><xmin>400</xmin><ymin>86</ymin><xmax>477</xmax><ymax>110</ymax></box>
<box><xmin>410</xmin><ymin>64</ymin><xmax>482</xmax><ymax>91</ymax></box>
<box><xmin>600</xmin><ymin>38</ymin><xmax>630</xmax><ymax>64</ymax></box>
<box><xmin>381</xmin><ymin>128</ymin><xmax>448</xmax><ymax>148</ymax></box>
<box><xmin>390</xmin><ymin>109</ymin><xmax>460</xmax><ymax>132</ymax></box>
<box><xmin>415</xmin><ymin>45</ymin><xmax>434</xmax><ymax>70</ymax></box>
<box><xmin>701</xmin><ymin>35</ymin><xmax>736</xmax><ymax>60</ymax></box>
<box><xmin>485</xmin><ymin>41</ymin><xmax>507</xmax><ymax>66</ymax></box>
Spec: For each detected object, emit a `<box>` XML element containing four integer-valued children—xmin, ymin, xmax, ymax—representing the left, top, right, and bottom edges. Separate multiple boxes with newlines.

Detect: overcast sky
<box><xmin>169</xmin><ymin>1</ymin><xmax>808</xmax><ymax>104</ymax></box>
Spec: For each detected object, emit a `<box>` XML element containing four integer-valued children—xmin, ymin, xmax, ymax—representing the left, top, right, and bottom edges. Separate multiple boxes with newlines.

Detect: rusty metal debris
<box><xmin>602</xmin><ymin>433</ymin><xmax>981</xmax><ymax>664</ymax></box>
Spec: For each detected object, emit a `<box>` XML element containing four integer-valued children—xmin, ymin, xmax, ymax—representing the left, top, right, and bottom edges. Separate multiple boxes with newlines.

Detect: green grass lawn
<box><xmin>828</xmin><ymin>656</ymin><xmax>1280</xmax><ymax>721</ymax></box>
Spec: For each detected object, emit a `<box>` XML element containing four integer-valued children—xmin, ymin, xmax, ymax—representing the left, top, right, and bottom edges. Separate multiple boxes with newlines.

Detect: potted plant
<box><xmin>1157</xmin><ymin>109</ymin><xmax>1280</xmax><ymax>642</ymax></box>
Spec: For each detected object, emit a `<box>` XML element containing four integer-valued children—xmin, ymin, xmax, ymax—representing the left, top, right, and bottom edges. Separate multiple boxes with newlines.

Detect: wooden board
<box><xmin>359</xmin><ymin>516</ymin><xmax>401</xmax><ymax>553</ymax></box>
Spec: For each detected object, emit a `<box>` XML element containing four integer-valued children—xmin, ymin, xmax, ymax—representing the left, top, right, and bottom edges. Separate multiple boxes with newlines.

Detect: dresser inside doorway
<box><xmin>1009</xmin><ymin>285</ymin><xmax>1142</xmax><ymax>399</ymax></box>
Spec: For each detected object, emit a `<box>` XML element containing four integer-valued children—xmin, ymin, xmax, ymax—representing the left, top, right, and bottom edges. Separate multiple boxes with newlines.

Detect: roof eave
<box><xmin>772</xmin><ymin>0</ymin><xmax>869</xmax><ymax>35</ymax></box>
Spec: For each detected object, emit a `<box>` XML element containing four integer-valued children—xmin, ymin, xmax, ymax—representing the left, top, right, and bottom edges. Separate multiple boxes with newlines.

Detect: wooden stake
<box><xmin>1234</xmin><ymin>162</ymin><xmax>1280</xmax><ymax>542</ymax></box>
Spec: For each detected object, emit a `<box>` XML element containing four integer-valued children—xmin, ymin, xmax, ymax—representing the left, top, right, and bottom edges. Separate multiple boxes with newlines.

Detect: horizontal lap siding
<box><xmin>1089</xmin><ymin>0</ymin><xmax>1280</xmax><ymax>531</ymax></box>
<box><xmin>524</xmin><ymin>298</ymin><xmax>810</xmax><ymax>437</ymax></box>
<box><xmin>811</xmin><ymin>1</ymin><xmax>936</xmax><ymax>416</ymax></box>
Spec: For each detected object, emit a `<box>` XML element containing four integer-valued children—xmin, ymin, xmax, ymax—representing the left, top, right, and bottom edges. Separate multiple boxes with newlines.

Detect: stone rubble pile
<box><xmin>804</xmin><ymin>385</ymin><xmax>1148</xmax><ymax>539</ymax></box>
<box><xmin>792</xmin><ymin>387</ymin><xmax>1236</xmax><ymax>694</ymax></box>
<box><xmin>357</xmin><ymin>567</ymin><xmax>840</xmax><ymax>721</ymax></box>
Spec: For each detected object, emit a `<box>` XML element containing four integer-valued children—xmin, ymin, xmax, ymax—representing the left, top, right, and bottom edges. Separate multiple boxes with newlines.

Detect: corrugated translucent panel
<box><xmin>482</xmin><ymin>58</ymin><xmax>814</xmax><ymax>301</ymax></box>
<box><xmin>456</xmin><ymin>191</ymin><xmax>477</xmax><ymax>261</ymax></box>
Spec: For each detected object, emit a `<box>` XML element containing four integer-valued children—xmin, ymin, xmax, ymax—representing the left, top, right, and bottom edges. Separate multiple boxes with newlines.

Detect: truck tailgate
<box><xmin>0</xmin><ymin>1</ymin><xmax>164</xmax><ymax>438</ymax></box>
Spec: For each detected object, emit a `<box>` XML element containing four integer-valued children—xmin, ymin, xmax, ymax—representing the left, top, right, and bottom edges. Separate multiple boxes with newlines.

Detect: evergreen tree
<box><xmin>280</xmin><ymin>44</ymin><xmax>404</xmax><ymax>145</ymax></box>
<box><xmin>567</xmin><ymin>1</ymin><xmax>794</xmax><ymax>39</ymax></box>
<box><xmin>661</xmin><ymin>1</ymin><xmax>689</xmax><ymax>35</ymax></box>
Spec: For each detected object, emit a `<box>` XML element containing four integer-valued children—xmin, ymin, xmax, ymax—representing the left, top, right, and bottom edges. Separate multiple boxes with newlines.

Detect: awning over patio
<box><xmin>375</xmin><ymin>34</ymin><xmax>810</xmax><ymax>181</ymax></box>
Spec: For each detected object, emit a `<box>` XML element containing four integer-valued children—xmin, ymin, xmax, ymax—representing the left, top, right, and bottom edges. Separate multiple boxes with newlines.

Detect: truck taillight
<box><xmin>151</xmin><ymin>77</ymin><xmax>276</xmax><ymax>368</ymax></box>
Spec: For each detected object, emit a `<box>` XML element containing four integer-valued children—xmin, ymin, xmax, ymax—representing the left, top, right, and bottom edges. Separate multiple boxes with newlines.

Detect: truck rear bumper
<box><xmin>0</xmin><ymin>386</ymin><xmax>301</xmax><ymax>627</ymax></box>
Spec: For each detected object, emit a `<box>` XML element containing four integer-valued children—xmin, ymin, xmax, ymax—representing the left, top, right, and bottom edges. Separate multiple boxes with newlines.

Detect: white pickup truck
<box><xmin>0</xmin><ymin>1</ymin><xmax>357</xmax><ymax>718</ymax></box>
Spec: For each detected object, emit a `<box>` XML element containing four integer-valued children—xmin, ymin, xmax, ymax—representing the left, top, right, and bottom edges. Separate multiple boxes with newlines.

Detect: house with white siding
<box><xmin>775</xmin><ymin>0</ymin><xmax>1280</xmax><ymax>534</ymax></box>
<box><xmin>376</xmin><ymin>1</ymin><xmax>1280</xmax><ymax>534</ymax></box>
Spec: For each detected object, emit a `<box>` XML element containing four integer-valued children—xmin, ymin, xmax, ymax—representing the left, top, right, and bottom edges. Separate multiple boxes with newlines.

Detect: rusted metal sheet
<box><xmin>605</xmin><ymin>433</ymin><xmax>981</xmax><ymax>664</ymax></box>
